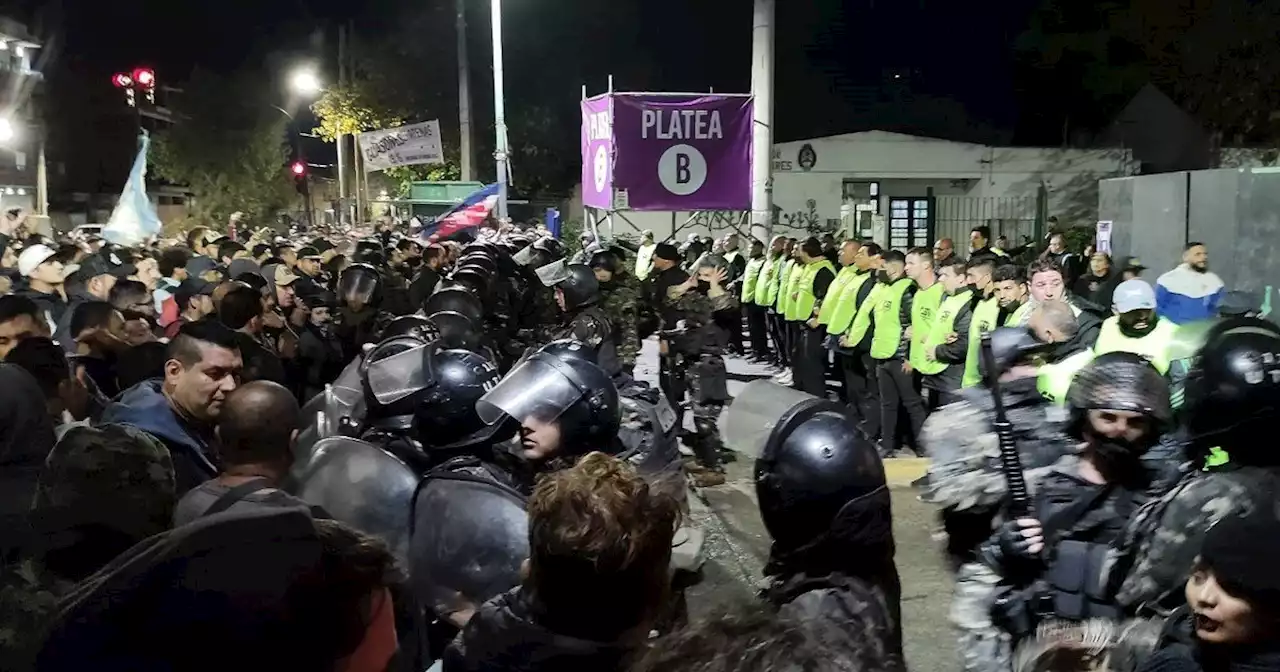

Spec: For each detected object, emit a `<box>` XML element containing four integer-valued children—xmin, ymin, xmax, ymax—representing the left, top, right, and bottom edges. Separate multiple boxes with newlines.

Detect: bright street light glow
<box><xmin>289</xmin><ymin>68</ymin><xmax>322</xmax><ymax>96</ymax></box>
<box><xmin>0</xmin><ymin>118</ymin><xmax>16</xmax><ymax>143</ymax></box>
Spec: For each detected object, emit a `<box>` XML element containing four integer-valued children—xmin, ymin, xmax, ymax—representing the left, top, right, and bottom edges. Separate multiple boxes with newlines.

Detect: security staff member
<box><xmin>918</xmin><ymin>258</ymin><xmax>974</xmax><ymax>408</ymax></box>
<box><xmin>961</xmin><ymin>259</ymin><xmax>1002</xmax><ymax>388</ymax></box>
<box><xmin>755</xmin><ymin>236</ymin><xmax>786</xmax><ymax>367</ymax></box>
<box><xmin>994</xmin><ymin>264</ymin><xmax>1033</xmax><ymax>326</ymax></box>
<box><xmin>772</xmin><ymin>239</ymin><xmax>799</xmax><ymax>385</ymax></box>
<box><xmin>717</xmin><ymin>234</ymin><xmax>748</xmax><ymax>355</ymax></box>
<box><xmin>740</xmin><ymin>239</ymin><xmax>770</xmax><ymax>362</ymax></box>
<box><xmin>790</xmin><ymin>237</ymin><xmax>836</xmax><ymax>395</ymax></box>
<box><xmin>827</xmin><ymin>243</ymin><xmax>880</xmax><ymax>431</ymax></box>
<box><xmin>816</xmin><ymin>240</ymin><xmax>864</xmax><ymax>400</ymax></box>
<box><xmin>905</xmin><ymin>247</ymin><xmax>943</xmax><ymax>449</ymax></box>
<box><xmin>1093</xmin><ymin>279</ymin><xmax>1178</xmax><ymax>374</ymax></box>
<box><xmin>868</xmin><ymin>251</ymin><xmax>925</xmax><ymax>457</ymax></box>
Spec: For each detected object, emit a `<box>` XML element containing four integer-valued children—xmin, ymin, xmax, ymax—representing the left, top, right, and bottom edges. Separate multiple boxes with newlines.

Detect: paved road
<box><xmin>636</xmin><ymin>339</ymin><xmax>960</xmax><ymax>672</ymax></box>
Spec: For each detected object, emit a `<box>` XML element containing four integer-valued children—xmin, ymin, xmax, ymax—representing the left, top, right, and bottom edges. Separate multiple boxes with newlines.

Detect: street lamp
<box><xmin>289</xmin><ymin>67</ymin><xmax>322</xmax><ymax>97</ymax></box>
<box><xmin>0</xmin><ymin>117</ymin><xmax>15</xmax><ymax>143</ymax></box>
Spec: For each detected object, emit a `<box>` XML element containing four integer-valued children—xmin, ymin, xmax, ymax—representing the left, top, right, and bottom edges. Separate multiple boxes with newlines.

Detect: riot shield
<box><xmin>293</xmin><ymin>354</ymin><xmax>366</xmax><ymax>476</ymax></box>
<box><xmin>291</xmin><ymin>436</ymin><xmax>420</xmax><ymax>563</ymax></box>
<box><xmin>409</xmin><ymin>470</ymin><xmax>529</xmax><ymax>618</ymax></box>
<box><xmin>722</xmin><ymin>380</ymin><xmax>827</xmax><ymax>460</ymax></box>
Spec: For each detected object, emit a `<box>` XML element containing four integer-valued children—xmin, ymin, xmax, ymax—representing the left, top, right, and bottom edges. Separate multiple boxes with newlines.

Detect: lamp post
<box><xmin>282</xmin><ymin>65</ymin><xmax>323</xmax><ymax>230</ymax></box>
<box><xmin>491</xmin><ymin>0</ymin><xmax>509</xmax><ymax>220</ymax></box>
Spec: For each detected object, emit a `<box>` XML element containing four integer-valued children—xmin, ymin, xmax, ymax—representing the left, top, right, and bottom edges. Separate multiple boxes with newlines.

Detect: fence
<box><xmin>933</xmin><ymin>191</ymin><xmax>1046</xmax><ymax>249</ymax></box>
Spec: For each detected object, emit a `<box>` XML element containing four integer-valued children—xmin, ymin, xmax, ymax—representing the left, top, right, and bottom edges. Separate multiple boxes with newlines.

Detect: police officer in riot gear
<box><xmin>952</xmin><ymin>352</ymin><xmax>1172</xmax><ymax>672</ymax></box>
<box><xmin>380</xmin><ymin>314</ymin><xmax>441</xmax><ymax>343</ymax></box>
<box><xmin>727</xmin><ymin>380</ymin><xmax>903</xmax><ymax>667</ymax></box>
<box><xmin>335</xmin><ymin>263</ymin><xmax>396</xmax><ymax>362</ymax></box>
<box><xmin>1111</xmin><ymin>317</ymin><xmax>1280</xmax><ymax>616</ymax></box>
<box><xmin>539</xmin><ymin>262</ymin><xmax>621</xmax><ymax>377</ymax></box>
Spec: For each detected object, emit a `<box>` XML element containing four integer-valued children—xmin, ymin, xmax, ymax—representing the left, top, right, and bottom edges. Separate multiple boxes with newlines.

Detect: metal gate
<box><xmin>933</xmin><ymin>193</ymin><xmax>1044</xmax><ymax>248</ymax></box>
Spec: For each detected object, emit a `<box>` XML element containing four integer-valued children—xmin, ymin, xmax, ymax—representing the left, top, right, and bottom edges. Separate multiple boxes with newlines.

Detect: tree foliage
<box><xmin>151</xmin><ymin>69</ymin><xmax>297</xmax><ymax>229</ymax></box>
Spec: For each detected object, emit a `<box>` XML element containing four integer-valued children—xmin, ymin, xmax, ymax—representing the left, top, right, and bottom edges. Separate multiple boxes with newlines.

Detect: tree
<box><xmin>151</xmin><ymin>69</ymin><xmax>297</xmax><ymax>230</ymax></box>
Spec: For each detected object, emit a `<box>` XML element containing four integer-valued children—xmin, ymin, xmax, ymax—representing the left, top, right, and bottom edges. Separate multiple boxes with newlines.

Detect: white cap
<box><xmin>18</xmin><ymin>244</ymin><xmax>57</xmax><ymax>277</ymax></box>
<box><xmin>1113</xmin><ymin>279</ymin><xmax>1157</xmax><ymax>313</ymax></box>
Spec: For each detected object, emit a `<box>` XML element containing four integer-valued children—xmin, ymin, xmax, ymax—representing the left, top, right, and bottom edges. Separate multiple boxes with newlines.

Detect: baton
<box><xmin>980</xmin><ymin>333</ymin><xmax>1033</xmax><ymax>518</ymax></box>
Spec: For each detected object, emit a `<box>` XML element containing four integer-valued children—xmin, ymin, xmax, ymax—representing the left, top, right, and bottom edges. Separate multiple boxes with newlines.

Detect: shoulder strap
<box><xmin>201</xmin><ymin>478</ymin><xmax>275</xmax><ymax>518</ymax></box>
<box><xmin>1040</xmin><ymin>484</ymin><xmax>1113</xmax><ymax>546</ymax></box>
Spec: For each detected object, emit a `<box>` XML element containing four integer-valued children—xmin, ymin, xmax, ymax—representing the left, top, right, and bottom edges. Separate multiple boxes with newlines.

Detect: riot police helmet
<box><xmin>588</xmin><ymin>249</ymin><xmax>622</xmax><ymax>275</ymax></box>
<box><xmin>428</xmin><ymin>310</ymin><xmax>482</xmax><ymax>350</ymax></box>
<box><xmin>1183</xmin><ymin>318</ymin><xmax>1280</xmax><ymax>463</ymax></box>
<box><xmin>380</xmin><ymin>314</ymin><xmax>441</xmax><ymax>344</ymax></box>
<box><xmin>476</xmin><ymin>339</ymin><xmax>619</xmax><ymax>459</ymax></box>
<box><xmin>459</xmin><ymin>254</ymin><xmax>498</xmax><ymax>276</ymax></box>
<box><xmin>360</xmin><ymin>336</ymin><xmax>434</xmax><ymax>430</ymax></box>
<box><xmin>750</xmin><ymin>387</ymin><xmax>887</xmax><ymax>555</ymax></box>
<box><xmin>353</xmin><ymin>238</ymin><xmax>387</xmax><ymax>266</ymax></box>
<box><xmin>337</xmin><ymin>263</ymin><xmax>384</xmax><ymax>310</ymax></box>
<box><xmin>1065</xmin><ymin>351</ymin><xmax>1171</xmax><ymax>450</ymax></box>
<box><xmin>695</xmin><ymin>253</ymin><xmax>728</xmax><ymax>272</ymax></box>
<box><xmin>450</xmin><ymin>266</ymin><xmax>490</xmax><ymax>296</ymax></box>
<box><xmin>532</xmin><ymin>236</ymin><xmax>566</xmax><ymax>260</ymax></box>
<box><xmin>980</xmin><ymin>327</ymin><xmax>1056</xmax><ymax>379</ymax></box>
<box><xmin>412</xmin><ymin>347</ymin><xmax>513</xmax><ymax>450</ymax></box>
<box><xmin>546</xmin><ymin>263</ymin><xmax>600</xmax><ymax>311</ymax></box>
<box><xmin>422</xmin><ymin>286</ymin><xmax>485</xmax><ymax>325</ymax></box>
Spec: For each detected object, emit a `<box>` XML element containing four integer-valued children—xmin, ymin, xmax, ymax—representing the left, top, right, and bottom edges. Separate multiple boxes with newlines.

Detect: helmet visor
<box><xmin>364</xmin><ymin>343</ymin><xmax>433</xmax><ymax>406</ymax></box>
<box><xmin>476</xmin><ymin>357</ymin><xmax>583</xmax><ymax>426</ymax></box>
<box><xmin>535</xmin><ymin>259</ymin><xmax>570</xmax><ymax>287</ymax></box>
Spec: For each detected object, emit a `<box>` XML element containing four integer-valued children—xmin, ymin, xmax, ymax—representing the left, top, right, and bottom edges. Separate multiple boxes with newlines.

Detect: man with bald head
<box><xmin>171</xmin><ymin>380</ymin><xmax>310</xmax><ymax>525</ymax></box>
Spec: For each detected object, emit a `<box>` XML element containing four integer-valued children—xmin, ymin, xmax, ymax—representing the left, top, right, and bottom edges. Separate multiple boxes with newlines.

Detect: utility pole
<box><xmin>457</xmin><ymin>0</ymin><xmax>474</xmax><ymax>181</ymax></box>
<box><xmin>749</xmin><ymin>0</ymin><xmax>775</xmax><ymax>245</ymax></box>
<box><xmin>35</xmin><ymin>135</ymin><xmax>47</xmax><ymax>216</ymax></box>
<box><xmin>337</xmin><ymin>24</ymin><xmax>349</xmax><ymax>224</ymax></box>
<box><xmin>490</xmin><ymin>0</ymin><xmax>509</xmax><ymax>220</ymax></box>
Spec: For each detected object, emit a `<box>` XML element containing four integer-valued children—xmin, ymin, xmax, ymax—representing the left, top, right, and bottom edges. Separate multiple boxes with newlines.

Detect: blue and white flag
<box><xmin>103</xmin><ymin>131</ymin><xmax>163</xmax><ymax>247</ymax></box>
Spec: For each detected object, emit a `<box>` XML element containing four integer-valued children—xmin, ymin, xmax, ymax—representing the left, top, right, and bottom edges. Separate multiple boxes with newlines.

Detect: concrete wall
<box><xmin>1099</xmin><ymin>168</ymin><xmax>1280</xmax><ymax>293</ymax></box>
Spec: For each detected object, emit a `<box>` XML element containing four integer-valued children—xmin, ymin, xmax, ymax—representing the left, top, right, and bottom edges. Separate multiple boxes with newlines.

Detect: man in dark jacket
<box><xmin>409</xmin><ymin>244</ymin><xmax>448</xmax><ymax>310</ymax></box>
<box><xmin>101</xmin><ymin>320</ymin><xmax>242</xmax><ymax>495</ymax></box>
<box><xmin>444</xmin><ymin>453</ymin><xmax>678</xmax><ymax>672</ymax></box>
<box><xmin>55</xmin><ymin>250</ymin><xmax>135</xmax><ymax>353</ymax></box>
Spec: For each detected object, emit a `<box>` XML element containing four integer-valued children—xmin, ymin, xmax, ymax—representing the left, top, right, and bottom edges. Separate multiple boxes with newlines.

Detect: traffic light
<box><xmin>291</xmin><ymin>161</ymin><xmax>306</xmax><ymax>176</ymax></box>
<box><xmin>132</xmin><ymin>68</ymin><xmax>156</xmax><ymax>88</ymax></box>
<box><xmin>111</xmin><ymin>73</ymin><xmax>133</xmax><ymax>88</ymax></box>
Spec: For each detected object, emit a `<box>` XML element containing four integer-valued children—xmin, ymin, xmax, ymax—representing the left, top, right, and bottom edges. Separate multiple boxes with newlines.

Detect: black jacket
<box><xmin>443</xmin><ymin>588</ymin><xmax>639</xmax><ymax>672</ymax></box>
<box><xmin>929</xmin><ymin>290</ymin><xmax>975</xmax><ymax>391</ymax></box>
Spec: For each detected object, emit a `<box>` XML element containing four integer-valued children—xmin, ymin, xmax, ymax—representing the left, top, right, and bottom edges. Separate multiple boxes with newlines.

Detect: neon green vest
<box><xmin>786</xmin><ymin>259</ymin><xmax>835</xmax><ymax>322</ymax></box>
<box><xmin>754</xmin><ymin>254</ymin><xmax>782</xmax><ymax>306</ymax></box>
<box><xmin>825</xmin><ymin>272</ymin><xmax>873</xmax><ymax>335</ymax></box>
<box><xmin>845</xmin><ymin>283</ymin><xmax>883</xmax><ymax>346</ymax></box>
<box><xmin>1092</xmin><ymin>316</ymin><xmax>1178</xmax><ymax>374</ymax></box>
<box><xmin>1005</xmin><ymin>301</ymin><xmax>1034</xmax><ymax>327</ymax></box>
<box><xmin>917</xmin><ymin>289</ymin><xmax>972</xmax><ymax>375</ymax></box>
<box><xmin>741</xmin><ymin>257</ymin><xmax>765</xmax><ymax>304</ymax></box>
<box><xmin>909</xmin><ymin>283</ymin><xmax>945</xmax><ymax>370</ymax></box>
<box><xmin>870</xmin><ymin>278</ymin><xmax>914</xmax><ymax>359</ymax></box>
<box><xmin>1037</xmin><ymin>349</ymin><xmax>1095</xmax><ymax>405</ymax></box>
<box><xmin>817</xmin><ymin>266</ymin><xmax>861</xmax><ymax>326</ymax></box>
<box><xmin>963</xmin><ymin>295</ymin><xmax>1004</xmax><ymax>387</ymax></box>
<box><xmin>776</xmin><ymin>259</ymin><xmax>799</xmax><ymax>313</ymax></box>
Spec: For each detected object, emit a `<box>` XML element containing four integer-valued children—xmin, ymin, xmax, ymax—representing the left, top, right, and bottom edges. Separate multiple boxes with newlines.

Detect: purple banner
<box><xmin>580</xmin><ymin>95</ymin><xmax>613</xmax><ymax>209</ymax></box>
<box><xmin>612</xmin><ymin>94</ymin><xmax>753</xmax><ymax>211</ymax></box>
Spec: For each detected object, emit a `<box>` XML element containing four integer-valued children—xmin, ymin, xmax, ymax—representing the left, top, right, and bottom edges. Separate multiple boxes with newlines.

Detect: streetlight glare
<box><xmin>0</xmin><ymin>118</ymin><xmax>16</xmax><ymax>143</ymax></box>
<box><xmin>290</xmin><ymin>68</ymin><xmax>322</xmax><ymax>96</ymax></box>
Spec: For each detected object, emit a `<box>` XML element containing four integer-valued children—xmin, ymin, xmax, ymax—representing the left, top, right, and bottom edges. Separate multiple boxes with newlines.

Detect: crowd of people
<box><xmin>0</xmin><ymin>203</ymin><xmax>1275</xmax><ymax>672</ymax></box>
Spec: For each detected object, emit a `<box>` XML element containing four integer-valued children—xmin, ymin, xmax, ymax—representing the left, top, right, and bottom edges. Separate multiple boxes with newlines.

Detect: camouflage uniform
<box><xmin>1107</xmin><ymin>465</ymin><xmax>1280</xmax><ymax>615</ymax></box>
<box><xmin>0</xmin><ymin>424</ymin><xmax>176</xmax><ymax>668</ymax></box>
<box><xmin>666</xmin><ymin>286</ymin><xmax>737</xmax><ymax>471</ymax></box>
<box><xmin>951</xmin><ymin>561</ymin><xmax>1015</xmax><ymax>672</ymax></box>
<box><xmin>600</xmin><ymin>272</ymin><xmax>642</xmax><ymax>370</ymax></box>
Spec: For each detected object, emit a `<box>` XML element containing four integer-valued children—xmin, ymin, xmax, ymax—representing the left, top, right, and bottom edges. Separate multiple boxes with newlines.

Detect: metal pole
<box><xmin>749</xmin><ymin>0</ymin><xmax>775</xmax><ymax>245</ymax></box>
<box><xmin>337</xmin><ymin>25</ymin><xmax>349</xmax><ymax>224</ymax></box>
<box><xmin>35</xmin><ymin>135</ymin><xmax>47</xmax><ymax>216</ymax></box>
<box><xmin>490</xmin><ymin>0</ymin><xmax>509</xmax><ymax>220</ymax></box>
<box><xmin>457</xmin><ymin>0</ymin><xmax>474</xmax><ymax>181</ymax></box>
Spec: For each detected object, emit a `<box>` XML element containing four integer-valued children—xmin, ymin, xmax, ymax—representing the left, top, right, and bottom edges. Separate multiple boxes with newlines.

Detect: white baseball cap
<box><xmin>1113</xmin><ymin>279</ymin><xmax>1157</xmax><ymax>313</ymax></box>
<box><xmin>17</xmin><ymin>244</ymin><xmax>57</xmax><ymax>277</ymax></box>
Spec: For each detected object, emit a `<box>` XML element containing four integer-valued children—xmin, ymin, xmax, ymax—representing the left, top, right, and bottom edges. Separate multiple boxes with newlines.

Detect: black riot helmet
<box><xmin>459</xmin><ymin>254</ymin><xmax>498</xmax><ymax>276</ymax></box>
<box><xmin>476</xmin><ymin>339</ymin><xmax>619</xmax><ymax>458</ymax></box>
<box><xmin>1065</xmin><ymin>351</ymin><xmax>1171</xmax><ymax>452</ymax></box>
<box><xmin>450</xmin><ymin>266</ymin><xmax>491</xmax><ymax>297</ymax></box>
<box><xmin>413</xmin><ymin>347</ymin><xmax>513</xmax><ymax>450</ymax></box>
<box><xmin>1183</xmin><ymin>318</ymin><xmax>1280</xmax><ymax>464</ymax></box>
<box><xmin>428</xmin><ymin>310</ymin><xmax>481</xmax><ymax>350</ymax></box>
<box><xmin>548</xmin><ymin>263</ymin><xmax>600</xmax><ymax>311</ymax></box>
<box><xmin>337</xmin><ymin>263</ymin><xmax>384</xmax><ymax>310</ymax></box>
<box><xmin>423</xmin><ymin>286</ymin><xmax>485</xmax><ymax>325</ymax></box>
<box><xmin>515</xmin><ymin>245</ymin><xmax>553</xmax><ymax>270</ymax></box>
<box><xmin>380</xmin><ymin>314</ymin><xmax>441</xmax><ymax>344</ymax></box>
<box><xmin>360</xmin><ymin>336</ymin><xmax>434</xmax><ymax>430</ymax></box>
<box><xmin>353</xmin><ymin>238</ymin><xmax>386</xmax><ymax>266</ymax></box>
<box><xmin>735</xmin><ymin>381</ymin><xmax>888</xmax><ymax>558</ymax></box>
<box><xmin>532</xmin><ymin>237</ymin><xmax>565</xmax><ymax>261</ymax></box>
<box><xmin>588</xmin><ymin>249</ymin><xmax>621</xmax><ymax>275</ymax></box>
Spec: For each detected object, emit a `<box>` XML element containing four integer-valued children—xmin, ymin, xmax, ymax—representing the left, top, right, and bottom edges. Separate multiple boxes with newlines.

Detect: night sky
<box><xmin>17</xmin><ymin>0</ymin><xmax>1064</xmax><ymax>192</ymax></box>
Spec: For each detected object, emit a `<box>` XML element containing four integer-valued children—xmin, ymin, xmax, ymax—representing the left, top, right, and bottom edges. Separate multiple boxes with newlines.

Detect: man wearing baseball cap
<box><xmin>56</xmin><ymin>250</ymin><xmax>136</xmax><ymax>353</ymax></box>
<box><xmin>1093</xmin><ymin>278</ymin><xmax>1179</xmax><ymax>374</ymax></box>
<box><xmin>14</xmin><ymin>244</ymin><xmax>67</xmax><ymax>332</ymax></box>
<box><xmin>163</xmin><ymin>278</ymin><xmax>217</xmax><ymax>339</ymax></box>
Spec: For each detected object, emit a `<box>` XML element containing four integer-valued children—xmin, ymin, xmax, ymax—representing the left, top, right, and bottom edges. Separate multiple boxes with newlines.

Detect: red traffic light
<box><xmin>132</xmin><ymin>68</ymin><xmax>156</xmax><ymax>87</ymax></box>
<box><xmin>112</xmin><ymin>73</ymin><xmax>133</xmax><ymax>88</ymax></box>
<box><xmin>291</xmin><ymin>161</ymin><xmax>306</xmax><ymax>176</ymax></box>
